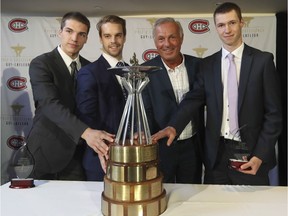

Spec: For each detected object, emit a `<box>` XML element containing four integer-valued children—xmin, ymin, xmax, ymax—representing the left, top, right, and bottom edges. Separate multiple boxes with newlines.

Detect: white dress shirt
<box><xmin>57</xmin><ymin>45</ymin><xmax>80</xmax><ymax>74</ymax></box>
<box><xmin>162</xmin><ymin>55</ymin><xmax>194</xmax><ymax>140</ymax></box>
<box><xmin>220</xmin><ymin>43</ymin><xmax>244</xmax><ymax>140</ymax></box>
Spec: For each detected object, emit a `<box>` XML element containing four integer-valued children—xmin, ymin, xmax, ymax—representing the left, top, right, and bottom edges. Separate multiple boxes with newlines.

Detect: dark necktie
<box><xmin>70</xmin><ymin>61</ymin><xmax>78</xmax><ymax>89</ymax></box>
<box><xmin>227</xmin><ymin>53</ymin><xmax>239</xmax><ymax>138</ymax></box>
<box><xmin>116</xmin><ymin>61</ymin><xmax>125</xmax><ymax>67</ymax></box>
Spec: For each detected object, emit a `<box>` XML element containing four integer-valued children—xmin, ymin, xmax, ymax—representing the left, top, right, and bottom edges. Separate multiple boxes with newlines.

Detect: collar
<box><xmin>57</xmin><ymin>45</ymin><xmax>80</xmax><ymax>68</ymax></box>
<box><xmin>161</xmin><ymin>53</ymin><xmax>185</xmax><ymax>73</ymax></box>
<box><xmin>102</xmin><ymin>52</ymin><xmax>123</xmax><ymax>67</ymax></box>
<box><xmin>222</xmin><ymin>42</ymin><xmax>244</xmax><ymax>60</ymax></box>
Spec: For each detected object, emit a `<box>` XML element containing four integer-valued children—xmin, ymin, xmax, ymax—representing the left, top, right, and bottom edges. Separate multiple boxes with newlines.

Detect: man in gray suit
<box><xmin>142</xmin><ymin>18</ymin><xmax>204</xmax><ymax>183</ymax></box>
<box><xmin>27</xmin><ymin>12</ymin><xmax>113</xmax><ymax>180</ymax></box>
<box><xmin>153</xmin><ymin>2</ymin><xmax>282</xmax><ymax>185</ymax></box>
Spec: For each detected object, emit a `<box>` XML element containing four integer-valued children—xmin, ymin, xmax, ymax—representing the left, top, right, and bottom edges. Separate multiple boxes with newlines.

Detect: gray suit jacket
<box><xmin>27</xmin><ymin>48</ymin><xmax>90</xmax><ymax>174</ymax></box>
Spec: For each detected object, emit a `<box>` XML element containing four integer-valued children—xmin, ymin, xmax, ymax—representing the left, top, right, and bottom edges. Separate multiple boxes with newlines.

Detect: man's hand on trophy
<box><xmin>81</xmin><ymin>128</ymin><xmax>115</xmax><ymax>156</ymax></box>
<box><xmin>152</xmin><ymin>126</ymin><xmax>177</xmax><ymax>146</ymax></box>
<box><xmin>133</xmin><ymin>131</ymin><xmax>146</xmax><ymax>140</ymax></box>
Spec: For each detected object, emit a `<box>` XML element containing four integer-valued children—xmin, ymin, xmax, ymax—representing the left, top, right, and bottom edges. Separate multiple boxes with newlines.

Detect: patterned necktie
<box><xmin>227</xmin><ymin>53</ymin><xmax>239</xmax><ymax>138</ymax></box>
<box><xmin>116</xmin><ymin>61</ymin><xmax>125</xmax><ymax>67</ymax></box>
<box><xmin>70</xmin><ymin>61</ymin><xmax>78</xmax><ymax>89</ymax></box>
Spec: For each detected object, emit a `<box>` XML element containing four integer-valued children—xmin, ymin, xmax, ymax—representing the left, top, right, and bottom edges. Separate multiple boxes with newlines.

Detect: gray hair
<box><xmin>152</xmin><ymin>17</ymin><xmax>184</xmax><ymax>39</ymax></box>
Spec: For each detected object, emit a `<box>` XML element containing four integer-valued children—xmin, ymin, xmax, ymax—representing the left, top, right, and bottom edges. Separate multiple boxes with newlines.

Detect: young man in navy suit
<box><xmin>142</xmin><ymin>18</ymin><xmax>204</xmax><ymax>183</ymax></box>
<box><xmin>76</xmin><ymin>15</ymin><xmax>127</xmax><ymax>181</ymax></box>
<box><xmin>153</xmin><ymin>2</ymin><xmax>282</xmax><ymax>185</ymax></box>
<box><xmin>28</xmin><ymin>12</ymin><xmax>113</xmax><ymax>180</ymax></box>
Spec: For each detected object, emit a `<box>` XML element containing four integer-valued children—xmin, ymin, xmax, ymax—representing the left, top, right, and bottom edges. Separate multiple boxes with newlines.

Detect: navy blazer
<box><xmin>142</xmin><ymin>54</ymin><xmax>205</xmax><ymax>145</ymax></box>
<box><xmin>76</xmin><ymin>55</ymin><xmax>126</xmax><ymax>172</ymax></box>
<box><xmin>171</xmin><ymin>44</ymin><xmax>282</xmax><ymax>170</ymax></box>
<box><xmin>27</xmin><ymin>48</ymin><xmax>90</xmax><ymax>173</ymax></box>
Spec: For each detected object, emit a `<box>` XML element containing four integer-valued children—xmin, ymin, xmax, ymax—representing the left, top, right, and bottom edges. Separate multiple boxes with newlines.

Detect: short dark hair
<box><xmin>60</xmin><ymin>12</ymin><xmax>90</xmax><ymax>34</ymax></box>
<box><xmin>152</xmin><ymin>17</ymin><xmax>184</xmax><ymax>39</ymax></box>
<box><xmin>213</xmin><ymin>2</ymin><xmax>242</xmax><ymax>23</ymax></box>
<box><xmin>96</xmin><ymin>15</ymin><xmax>126</xmax><ymax>37</ymax></box>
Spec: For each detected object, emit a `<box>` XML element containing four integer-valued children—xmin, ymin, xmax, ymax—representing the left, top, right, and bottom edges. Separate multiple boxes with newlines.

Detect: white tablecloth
<box><xmin>1</xmin><ymin>180</ymin><xmax>287</xmax><ymax>216</ymax></box>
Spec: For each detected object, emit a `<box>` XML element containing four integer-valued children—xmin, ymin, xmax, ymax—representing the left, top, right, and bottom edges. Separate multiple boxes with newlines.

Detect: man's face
<box><xmin>100</xmin><ymin>22</ymin><xmax>126</xmax><ymax>60</ymax></box>
<box><xmin>214</xmin><ymin>10</ymin><xmax>244</xmax><ymax>52</ymax></box>
<box><xmin>154</xmin><ymin>22</ymin><xmax>183</xmax><ymax>65</ymax></box>
<box><xmin>58</xmin><ymin>19</ymin><xmax>88</xmax><ymax>59</ymax></box>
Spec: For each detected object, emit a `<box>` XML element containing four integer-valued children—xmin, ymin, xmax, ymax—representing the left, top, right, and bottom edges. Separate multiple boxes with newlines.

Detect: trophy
<box><xmin>228</xmin><ymin>125</ymin><xmax>251</xmax><ymax>170</ymax></box>
<box><xmin>9</xmin><ymin>142</ymin><xmax>35</xmax><ymax>188</ymax></box>
<box><xmin>101</xmin><ymin>54</ymin><xmax>167</xmax><ymax>216</ymax></box>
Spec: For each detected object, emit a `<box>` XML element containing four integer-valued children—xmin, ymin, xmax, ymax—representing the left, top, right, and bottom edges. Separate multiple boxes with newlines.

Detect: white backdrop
<box><xmin>1</xmin><ymin>15</ymin><xmax>276</xmax><ymax>184</ymax></box>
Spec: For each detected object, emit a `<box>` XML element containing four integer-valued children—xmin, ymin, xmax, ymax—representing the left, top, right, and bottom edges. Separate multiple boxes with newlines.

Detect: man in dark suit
<box><xmin>142</xmin><ymin>18</ymin><xmax>204</xmax><ymax>183</ymax></box>
<box><xmin>76</xmin><ymin>15</ymin><xmax>127</xmax><ymax>181</ymax></box>
<box><xmin>27</xmin><ymin>12</ymin><xmax>114</xmax><ymax>180</ymax></box>
<box><xmin>153</xmin><ymin>3</ymin><xmax>282</xmax><ymax>185</ymax></box>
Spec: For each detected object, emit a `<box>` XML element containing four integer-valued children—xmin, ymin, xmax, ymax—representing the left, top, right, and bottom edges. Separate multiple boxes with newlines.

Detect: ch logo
<box><xmin>8</xmin><ymin>18</ymin><xmax>28</xmax><ymax>33</ymax></box>
<box><xmin>7</xmin><ymin>76</ymin><xmax>27</xmax><ymax>91</ymax></box>
<box><xmin>189</xmin><ymin>19</ymin><xmax>210</xmax><ymax>34</ymax></box>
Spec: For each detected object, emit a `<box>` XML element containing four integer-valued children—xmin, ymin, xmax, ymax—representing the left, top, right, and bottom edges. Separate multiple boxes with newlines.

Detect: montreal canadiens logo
<box><xmin>7</xmin><ymin>135</ymin><xmax>25</xmax><ymax>150</ymax></box>
<box><xmin>188</xmin><ymin>19</ymin><xmax>210</xmax><ymax>34</ymax></box>
<box><xmin>8</xmin><ymin>18</ymin><xmax>28</xmax><ymax>33</ymax></box>
<box><xmin>7</xmin><ymin>76</ymin><xmax>27</xmax><ymax>91</ymax></box>
<box><xmin>142</xmin><ymin>49</ymin><xmax>159</xmax><ymax>61</ymax></box>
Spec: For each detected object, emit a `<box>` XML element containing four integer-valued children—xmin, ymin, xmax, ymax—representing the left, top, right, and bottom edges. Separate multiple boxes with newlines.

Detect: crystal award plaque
<box><xmin>10</xmin><ymin>142</ymin><xmax>35</xmax><ymax>189</ymax></box>
<box><xmin>228</xmin><ymin>125</ymin><xmax>251</xmax><ymax>171</ymax></box>
<box><xmin>101</xmin><ymin>54</ymin><xmax>167</xmax><ymax>216</ymax></box>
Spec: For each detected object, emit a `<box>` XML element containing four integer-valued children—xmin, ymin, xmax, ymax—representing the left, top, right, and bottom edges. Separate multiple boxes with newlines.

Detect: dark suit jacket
<box><xmin>27</xmin><ymin>48</ymin><xmax>90</xmax><ymax>174</ymax></box>
<box><xmin>171</xmin><ymin>44</ymin><xmax>282</xmax><ymax>170</ymax></box>
<box><xmin>142</xmin><ymin>54</ymin><xmax>205</xmax><ymax>147</ymax></box>
<box><xmin>76</xmin><ymin>55</ymin><xmax>126</xmax><ymax>173</ymax></box>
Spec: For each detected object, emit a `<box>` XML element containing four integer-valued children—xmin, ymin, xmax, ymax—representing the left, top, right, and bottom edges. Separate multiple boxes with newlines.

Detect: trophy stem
<box><xmin>115</xmin><ymin>71</ymin><xmax>152</xmax><ymax>145</ymax></box>
<box><xmin>139</xmin><ymin>93</ymin><xmax>152</xmax><ymax>144</ymax></box>
<box><xmin>135</xmin><ymin>92</ymin><xmax>143</xmax><ymax>144</ymax></box>
<box><xmin>130</xmin><ymin>93</ymin><xmax>135</xmax><ymax>145</ymax></box>
<box><xmin>115</xmin><ymin>95</ymin><xmax>130</xmax><ymax>144</ymax></box>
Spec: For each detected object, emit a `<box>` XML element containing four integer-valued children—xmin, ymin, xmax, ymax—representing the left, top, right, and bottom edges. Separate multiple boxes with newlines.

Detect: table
<box><xmin>1</xmin><ymin>180</ymin><xmax>287</xmax><ymax>216</ymax></box>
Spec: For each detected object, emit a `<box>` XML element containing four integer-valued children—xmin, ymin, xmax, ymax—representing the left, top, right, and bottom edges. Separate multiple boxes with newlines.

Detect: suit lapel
<box><xmin>185</xmin><ymin>55</ymin><xmax>195</xmax><ymax>89</ymax></box>
<box><xmin>52</xmin><ymin>48</ymin><xmax>71</xmax><ymax>76</ymax></box>
<box><xmin>238</xmin><ymin>45</ymin><xmax>253</xmax><ymax>110</ymax></box>
<box><xmin>213</xmin><ymin>51</ymin><xmax>223</xmax><ymax>112</ymax></box>
<box><xmin>158</xmin><ymin>59</ymin><xmax>177</xmax><ymax>102</ymax></box>
<box><xmin>99</xmin><ymin>55</ymin><xmax>126</xmax><ymax>99</ymax></box>
<box><xmin>52</xmin><ymin>49</ymin><xmax>74</xmax><ymax>90</ymax></box>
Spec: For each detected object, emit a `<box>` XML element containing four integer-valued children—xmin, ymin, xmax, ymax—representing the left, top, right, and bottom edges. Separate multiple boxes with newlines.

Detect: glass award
<box><xmin>228</xmin><ymin>125</ymin><xmax>251</xmax><ymax>170</ymax></box>
<box><xmin>10</xmin><ymin>142</ymin><xmax>35</xmax><ymax>188</ymax></box>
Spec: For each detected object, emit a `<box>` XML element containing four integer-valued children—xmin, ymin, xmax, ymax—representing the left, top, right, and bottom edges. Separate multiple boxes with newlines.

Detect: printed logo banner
<box><xmin>0</xmin><ymin>15</ymin><xmax>276</xmax><ymax>184</ymax></box>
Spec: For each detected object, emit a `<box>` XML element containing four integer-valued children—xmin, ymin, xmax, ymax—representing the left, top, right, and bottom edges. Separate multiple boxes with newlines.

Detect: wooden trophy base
<box><xmin>9</xmin><ymin>178</ymin><xmax>35</xmax><ymax>189</ymax></box>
